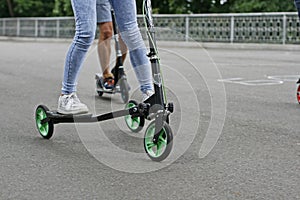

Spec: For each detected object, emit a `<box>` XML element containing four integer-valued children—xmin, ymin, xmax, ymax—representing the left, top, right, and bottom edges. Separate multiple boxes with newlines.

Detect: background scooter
<box><xmin>95</xmin><ymin>9</ymin><xmax>130</xmax><ymax>103</ymax></box>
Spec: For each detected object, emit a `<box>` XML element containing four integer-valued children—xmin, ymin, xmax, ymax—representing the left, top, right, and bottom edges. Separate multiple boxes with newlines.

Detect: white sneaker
<box><xmin>142</xmin><ymin>90</ymin><xmax>155</xmax><ymax>102</ymax></box>
<box><xmin>57</xmin><ymin>93</ymin><xmax>89</xmax><ymax>115</ymax></box>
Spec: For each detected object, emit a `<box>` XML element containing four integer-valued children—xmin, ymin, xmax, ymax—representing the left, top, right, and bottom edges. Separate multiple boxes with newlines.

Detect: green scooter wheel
<box><xmin>144</xmin><ymin>121</ymin><xmax>173</xmax><ymax>162</ymax></box>
<box><xmin>35</xmin><ymin>105</ymin><xmax>54</xmax><ymax>139</ymax></box>
<box><xmin>124</xmin><ymin>100</ymin><xmax>144</xmax><ymax>133</ymax></box>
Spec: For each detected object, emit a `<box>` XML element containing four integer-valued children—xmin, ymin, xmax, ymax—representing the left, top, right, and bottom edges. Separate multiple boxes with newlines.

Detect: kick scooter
<box><xmin>95</xmin><ymin>9</ymin><xmax>130</xmax><ymax>103</ymax></box>
<box><xmin>35</xmin><ymin>0</ymin><xmax>174</xmax><ymax>162</ymax></box>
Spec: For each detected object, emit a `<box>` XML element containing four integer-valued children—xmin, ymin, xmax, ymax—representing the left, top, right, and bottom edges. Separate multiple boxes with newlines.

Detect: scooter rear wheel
<box><xmin>125</xmin><ymin>100</ymin><xmax>144</xmax><ymax>133</ymax></box>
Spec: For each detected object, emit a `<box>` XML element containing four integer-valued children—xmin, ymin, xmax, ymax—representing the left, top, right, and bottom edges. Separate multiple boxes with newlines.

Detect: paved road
<box><xmin>0</xmin><ymin>40</ymin><xmax>300</xmax><ymax>199</ymax></box>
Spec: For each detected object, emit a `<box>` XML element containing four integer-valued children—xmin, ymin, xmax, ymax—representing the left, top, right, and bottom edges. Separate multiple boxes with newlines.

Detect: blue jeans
<box><xmin>296</xmin><ymin>0</ymin><xmax>300</xmax><ymax>19</ymax></box>
<box><xmin>62</xmin><ymin>0</ymin><xmax>153</xmax><ymax>94</ymax></box>
<box><xmin>96</xmin><ymin>0</ymin><xmax>112</xmax><ymax>23</ymax></box>
<box><xmin>110</xmin><ymin>0</ymin><xmax>153</xmax><ymax>93</ymax></box>
<box><xmin>62</xmin><ymin>0</ymin><xmax>96</xmax><ymax>94</ymax></box>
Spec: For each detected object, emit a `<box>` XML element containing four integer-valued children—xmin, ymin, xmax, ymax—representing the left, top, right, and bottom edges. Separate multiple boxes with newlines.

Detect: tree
<box><xmin>0</xmin><ymin>0</ymin><xmax>55</xmax><ymax>17</ymax></box>
<box><xmin>0</xmin><ymin>0</ymin><xmax>297</xmax><ymax>18</ymax></box>
<box><xmin>53</xmin><ymin>0</ymin><xmax>73</xmax><ymax>16</ymax></box>
<box><xmin>13</xmin><ymin>0</ymin><xmax>55</xmax><ymax>17</ymax></box>
<box><xmin>209</xmin><ymin>0</ymin><xmax>233</xmax><ymax>13</ymax></box>
<box><xmin>190</xmin><ymin>0</ymin><xmax>213</xmax><ymax>13</ymax></box>
<box><xmin>6</xmin><ymin>0</ymin><xmax>14</xmax><ymax>17</ymax></box>
<box><xmin>228</xmin><ymin>0</ymin><xmax>296</xmax><ymax>13</ymax></box>
<box><xmin>136</xmin><ymin>0</ymin><xmax>231</xmax><ymax>14</ymax></box>
<box><xmin>136</xmin><ymin>0</ymin><xmax>193</xmax><ymax>14</ymax></box>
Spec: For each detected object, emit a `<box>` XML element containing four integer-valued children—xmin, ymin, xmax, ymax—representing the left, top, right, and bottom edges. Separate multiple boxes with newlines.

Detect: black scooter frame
<box><xmin>95</xmin><ymin>9</ymin><xmax>129</xmax><ymax>102</ymax></box>
<box><xmin>42</xmin><ymin>102</ymin><xmax>150</xmax><ymax>125</ymax></box>
<box><xmin>142</xmin><ymin>0</ymin><xmax>174</xmax><ymax>144</ymax></box>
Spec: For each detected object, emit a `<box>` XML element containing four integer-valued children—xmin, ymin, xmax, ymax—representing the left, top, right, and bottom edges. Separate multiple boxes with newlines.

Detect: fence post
<box><xmin>282</xmin><ymin>14</ymin><xmax>287</xmax><ymax>45</ymax></box>
<box><xmin>230</xmin><ymin>15</ymin><xmax>235</xmax><ymax>43</ymax></box>
<box><xmin>2</xmin><ymin>19</ymin><xmax>5</xmax><ymax>35</ymax></box>
<box><xmin>17</xmin><ymin>18</ymin><xmax>20</xmax><ymax>36</ymax></box>
<box><xmin>35</xmin><ymin>19</ymin><xmax>38</xmax><ymax>37</ymax></box>
<box><xmin>185</xmin><ymin>16</ymin><xmax>189</xmax><ymax>42</ymax></box>
<box><xmin>56</xmin><ymin>19</ymin><xmax>60</xmax><ymax>38</ymax></box>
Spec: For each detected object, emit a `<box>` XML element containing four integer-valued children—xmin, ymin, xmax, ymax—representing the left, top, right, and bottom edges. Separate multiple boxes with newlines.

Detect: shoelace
<box><xmin>62</xmin><ymin>94</ymin><xmax>73</xmax><ymax>106</ymax></box>
<box><xmin>72</xmin><ymin>94</ymin><xmax>81</xmax><ymax>104</ymax></box>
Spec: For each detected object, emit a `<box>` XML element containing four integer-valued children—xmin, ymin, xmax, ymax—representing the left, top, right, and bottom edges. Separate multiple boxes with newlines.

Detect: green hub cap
<box><xmin>144</xmin><ymin>123</ymin><xmax>167</xmax><ymax>158</ymax></box>
<box><xmin>36</xmin><ymin>108</ymin><xmax>49</xmax><ymax>136</ymax></box>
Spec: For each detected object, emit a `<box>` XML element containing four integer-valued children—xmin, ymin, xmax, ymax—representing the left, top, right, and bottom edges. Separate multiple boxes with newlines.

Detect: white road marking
<box><xmin>218</xmin><ymin>78</ymin><xmax>283</xmax><ymax>86</ymax></box>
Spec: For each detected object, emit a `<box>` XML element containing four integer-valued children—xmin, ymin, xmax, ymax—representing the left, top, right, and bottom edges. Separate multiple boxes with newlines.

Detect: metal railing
<box><xmin>0</xmin><ymin>12</ymin><xmax>299</xmax><ymax>44</ymax></box>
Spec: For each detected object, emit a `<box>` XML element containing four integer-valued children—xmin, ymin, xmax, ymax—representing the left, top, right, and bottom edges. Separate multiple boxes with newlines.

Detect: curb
<box><xmin>1</xmin><ymin>36</ymin><xmax>300</xmax><ymax>51</ymax></box>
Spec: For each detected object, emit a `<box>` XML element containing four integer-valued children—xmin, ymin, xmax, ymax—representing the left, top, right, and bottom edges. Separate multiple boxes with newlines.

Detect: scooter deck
<box><xmin>96</xmin><ymin>88</ymin><xmax>118</xmax><ymax>94</ymax></box>
<box><xmin>45</xmin><ymin>110</ymin><xmax>95</xmax><ymax>124</ymax></box>
<box><xmin>47</xmin><ymin>110</ymin><xmax>93</xmax><ymax>119</ymax></box>
<box><xmin>95</xmin><ymin>73</ymin><xmax>120</xmax><ymax>94</ymax></box>
<box><xmin>43</xmin><ymin>103</ymin><xmax>146</xmax><ymax>124</ymax></box>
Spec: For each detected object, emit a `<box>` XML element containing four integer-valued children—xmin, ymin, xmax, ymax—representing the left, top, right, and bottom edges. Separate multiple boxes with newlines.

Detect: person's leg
<box><xmin>98</xmin><ymin>21</ymin><xmax>113</xmax><ymax>76</ymax></box>
<box><xmin>110</xmin><ymin>0</ymin><xmax>153</xmax><ymax>96</ymax></box>
<box><xmin>62</xmin><ymin>0</ymin><xmax>96</xmax><ymax>94</ymax></box>
<box><xmin>98</xmin><ymin>25</ymin><xmax>128</xmax><ymax>75</ymax></box>
<box><xmin>119</xmin><ymin>35</ymin><xmax>128</xmax><ymax>62</ymax></box>
<box><xmin>96</xmin><ymin>0</ymin><xmax>113</xmax><ymax>79</ymax></box>
<box><xmin>295</xmin><ymin>0</ymin><xmax>300</xmax><ymax>19</ymax></box>
<box><xmin>59</xmin><ymin>0</ymin><xmax>96</xmax><ymax>114</ymax></box>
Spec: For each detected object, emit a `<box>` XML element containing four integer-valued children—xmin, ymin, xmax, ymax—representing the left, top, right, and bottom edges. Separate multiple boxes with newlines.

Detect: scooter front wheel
<box><xmin>144</xmin><ymin>121</ymin><xmax>173</xmax><ymax>162</ymax></box>
<box><xmin>35</xmin><ymin>105</ymin><xmax>54</xmax><ymax>139</ymax></box>
<box><xmin>119</xmin><ymin>78</ymin><xmax>129</xmax><ymax>103</ymax></box>
<box><xmin>97</xmin><ymin>91</ymin><xmax>104</xmax><ymax>97</ymax></box>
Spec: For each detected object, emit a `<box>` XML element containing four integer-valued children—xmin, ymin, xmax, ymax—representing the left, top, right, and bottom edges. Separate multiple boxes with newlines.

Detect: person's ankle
<box><xmin>103</xmin><ymin>72</ymin><xmax>114</xmax><ymax>79</ymax></box>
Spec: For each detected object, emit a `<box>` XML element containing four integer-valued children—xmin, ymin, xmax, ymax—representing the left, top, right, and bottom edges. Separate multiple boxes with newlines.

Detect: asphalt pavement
<box><xmin>0</xmin><ymin>39</ymin><xmax>300</xmax><ymax>199</ymax></box>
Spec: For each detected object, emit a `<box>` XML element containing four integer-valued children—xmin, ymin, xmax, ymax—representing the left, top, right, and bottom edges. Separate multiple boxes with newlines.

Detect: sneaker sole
<box><xmin>57</xmin><ymin>108</ymin><xmax>89</xmax><ymax>115</ymax></box>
